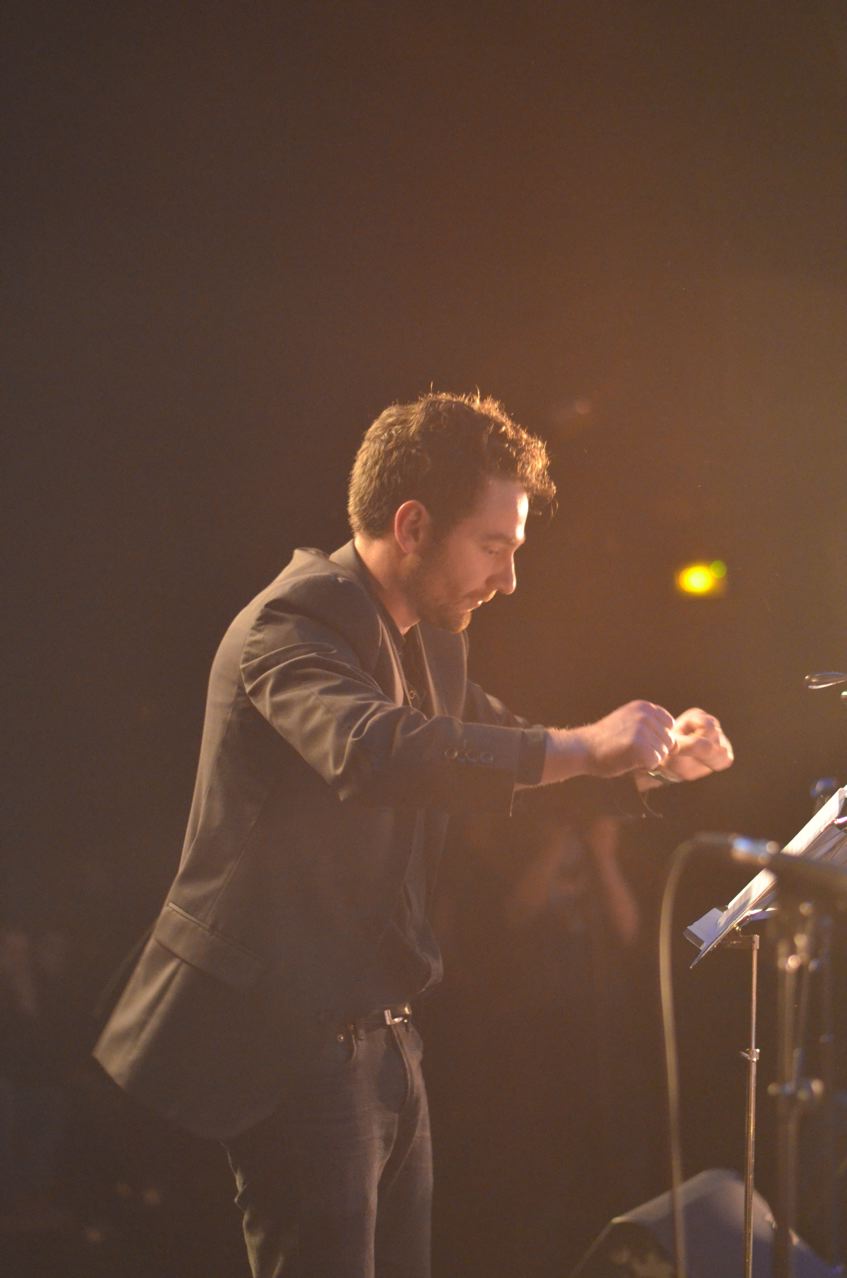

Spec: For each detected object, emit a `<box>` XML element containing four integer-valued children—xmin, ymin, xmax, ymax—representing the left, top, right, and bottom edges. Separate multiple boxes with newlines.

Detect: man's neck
<box><xmin>353</xmin><ymin>534</ymin><xmax>418</xmax><ymax>635</ymax></box>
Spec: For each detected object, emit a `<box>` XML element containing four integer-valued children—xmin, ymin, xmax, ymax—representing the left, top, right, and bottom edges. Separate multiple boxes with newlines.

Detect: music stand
<box><xmin>685</xmin><ymin>787</ymin><xmax>847</xmax><ymax>1278</ymax></box>
<box><xmin>685</xmin><ymin>787</ymin><xmax>847</xmax><ymax>967</ymax></box>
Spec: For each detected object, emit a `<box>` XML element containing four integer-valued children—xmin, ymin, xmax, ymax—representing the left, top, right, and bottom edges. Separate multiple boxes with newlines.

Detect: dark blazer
<box><xmin>94</xmin><ymin>542</ymin><xmax>544</xmax><ymax>1140</ymax></box>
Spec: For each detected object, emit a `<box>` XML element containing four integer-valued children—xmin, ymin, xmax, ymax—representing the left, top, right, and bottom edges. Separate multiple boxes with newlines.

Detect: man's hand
<box><xmin>543</xmin><ymin>700</ymin><xmax>677</xmax><ymax>783</ymax></box>
<box><xmin>652</xmin><ymin>707</ymin><xmax>734</xmax><ymax>783</ymax></box>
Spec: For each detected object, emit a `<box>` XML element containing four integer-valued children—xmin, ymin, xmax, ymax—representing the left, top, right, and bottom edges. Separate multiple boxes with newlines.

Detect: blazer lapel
<box><xmin>329</xmin><ymin>542</ymin><xmax>464</xmax><ymax>717</ymax></box>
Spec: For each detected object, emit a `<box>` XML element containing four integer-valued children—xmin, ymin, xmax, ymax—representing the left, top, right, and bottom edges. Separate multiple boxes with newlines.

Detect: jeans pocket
<box><xmin>307</xmin><ymin>1026</ymin><xmax>359</xmax><ymax>1077</ymax></box>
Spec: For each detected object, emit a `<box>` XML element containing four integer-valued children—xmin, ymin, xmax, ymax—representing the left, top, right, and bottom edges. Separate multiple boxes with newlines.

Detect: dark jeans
<box><xmin>223</xmin><ymin>1019</ymin><xmax>432</xmax><ymax>1278</ymax></box>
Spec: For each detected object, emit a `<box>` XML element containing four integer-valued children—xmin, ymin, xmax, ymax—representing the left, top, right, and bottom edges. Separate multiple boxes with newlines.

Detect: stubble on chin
<box><xmin>417</xmin><ymin>599</ymin><xmax>472</xmax><ymax>634</ymax></box>
<box><xmin>441</xmin><ymin>608</ymin><xmax>472</xmax><ymax>634</ymax></box>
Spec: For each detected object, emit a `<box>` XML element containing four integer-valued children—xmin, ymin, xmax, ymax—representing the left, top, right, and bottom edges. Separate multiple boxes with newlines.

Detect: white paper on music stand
<box><xmin>684</xmin><ymin>786</ymin><xmax>847</xmax><ymax>966</ymax></box>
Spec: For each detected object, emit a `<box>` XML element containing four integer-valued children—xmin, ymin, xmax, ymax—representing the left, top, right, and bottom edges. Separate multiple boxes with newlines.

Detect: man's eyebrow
<box><xmin>480</xmin><ymin>532</ymin><xmax>526</xmax><ymax>547</ymax></box>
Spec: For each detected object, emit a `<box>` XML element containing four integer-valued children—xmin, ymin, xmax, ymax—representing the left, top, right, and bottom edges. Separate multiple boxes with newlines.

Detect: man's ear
<box><xmin>393</xmin><ymin>500</ymin><xmax>432</xmax><ymax>554</ymax></box>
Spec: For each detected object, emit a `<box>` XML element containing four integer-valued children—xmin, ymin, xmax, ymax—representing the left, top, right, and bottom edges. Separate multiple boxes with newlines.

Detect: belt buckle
<box><xmin>383</xmin><ymin>1004</ymin><xmax>411</xmax><ymax>1026</ymax></box>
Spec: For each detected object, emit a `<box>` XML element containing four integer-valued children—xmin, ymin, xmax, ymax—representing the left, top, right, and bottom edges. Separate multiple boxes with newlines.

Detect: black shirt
<box><xmin>342</xmin><ymin>552</ymin><xmax>545</xmax><ymax>1016</ymax></box>
<box><xmin>344</xmin><ymin>623</ymin><xmax>444</xmax><ymax>1013</ymax></box>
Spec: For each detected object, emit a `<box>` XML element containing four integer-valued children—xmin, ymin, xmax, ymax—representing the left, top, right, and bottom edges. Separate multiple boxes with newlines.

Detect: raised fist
<box><xmin>574</xmin><ymin>700</ymin><xmax>677</xmax><ymax>778</ymax></box>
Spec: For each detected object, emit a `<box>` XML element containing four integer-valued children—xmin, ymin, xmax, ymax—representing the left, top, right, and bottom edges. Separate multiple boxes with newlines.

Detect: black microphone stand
<box><xmin>768</xmin><ymin>889</ymin><xmax>826</xmax><ymax>1278</ymax></box>
<box><xmin>808</xmin><ymin>778</ymin><xmax>843</xmax><ymax>1274</ymax></box>
<box><xmin>682</xmin><ymin>795</ymin><xmax>847</xmax><ymax>1278</ymax></box>
<box><xmin>766</xmin><ymin>786</ymin><xmax>846</xmax><ymax>1278</ymax></box>
<box><xmin>816</xmin><ymin>910</ymin><xmax>841</xmax><ymax>1274</ymax></box>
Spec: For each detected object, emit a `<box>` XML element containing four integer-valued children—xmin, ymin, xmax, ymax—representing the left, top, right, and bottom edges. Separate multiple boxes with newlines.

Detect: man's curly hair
<box><xmin>348</xmin><ymin>391</ymin><xmax>556</xmax><ymax>538</ymax></box>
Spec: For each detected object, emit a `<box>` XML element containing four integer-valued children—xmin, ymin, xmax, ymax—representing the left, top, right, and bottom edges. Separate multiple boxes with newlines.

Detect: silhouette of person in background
<box><xmin>428</xmin><ymin>806</ymin><xmax>655</xmax><ymax>1277</ymax></box>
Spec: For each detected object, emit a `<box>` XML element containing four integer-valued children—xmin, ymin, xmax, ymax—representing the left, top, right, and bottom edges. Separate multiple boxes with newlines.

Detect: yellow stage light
<box><xmin>675</xmin><ymin>561</ymin><xmax>727</xmax><ymax>597</ymax></box>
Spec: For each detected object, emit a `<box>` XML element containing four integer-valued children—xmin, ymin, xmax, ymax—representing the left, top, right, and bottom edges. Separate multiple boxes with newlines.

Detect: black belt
<box><xmin>339</xmin><ymin>1003</ymin><xmax>413</xmax><ymax>1038</ymax></box>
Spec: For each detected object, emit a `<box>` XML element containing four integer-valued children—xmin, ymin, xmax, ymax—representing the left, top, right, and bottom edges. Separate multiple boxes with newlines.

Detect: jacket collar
<box><xmin>329</xmin><ymin>540</ymin><xmax>445</xmax><ymax>716</ymax></box>
<box><xmin>330</xmin><ymin>540</ymin><xmax>405</xmax><ymax>646</ymax></box>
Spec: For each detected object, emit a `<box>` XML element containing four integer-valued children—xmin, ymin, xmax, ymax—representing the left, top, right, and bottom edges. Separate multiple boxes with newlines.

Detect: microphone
<box><xmin>804</xmin><ymin>670</ymin><xmax>847</xmax><ymax>703</ymax></box>
<box><xmin>804</xmin><ymin>671</ymin><xmax>847</xmax><ymax>689</ymax></box>
<box><xmin>692</xmin><ymin>832</ymin><xmax>847</xmax><ymax>902</ymax></box>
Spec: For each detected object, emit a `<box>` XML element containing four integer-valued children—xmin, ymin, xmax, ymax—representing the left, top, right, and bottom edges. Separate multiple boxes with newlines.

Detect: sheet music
<box><xmin>684</xmin><ymin>786</ymin><xmax>847</xmax><ymax>966</ymax></box>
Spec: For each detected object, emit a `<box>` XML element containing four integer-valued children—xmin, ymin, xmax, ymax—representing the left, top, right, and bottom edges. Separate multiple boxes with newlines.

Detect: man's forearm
<box><xmin>539</xmin><ymin>727</ymin><xmax>593</xmax><ymax>784</ymax></box>
<box><xmin>538</xmin><ymin>701</ymin><xmax>679</xmax><ymax>785</ymax></box>
<box><xmin>538</xmin><ymin>699</ymin><xmax>733</xmax><ymax>790</ymax></box>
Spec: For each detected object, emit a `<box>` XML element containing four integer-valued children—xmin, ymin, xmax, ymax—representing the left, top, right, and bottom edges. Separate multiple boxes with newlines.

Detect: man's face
<box><xmin>408</xmin><ymin>477</ymin><xmax>529</xmax><ymax>632</ymax></box>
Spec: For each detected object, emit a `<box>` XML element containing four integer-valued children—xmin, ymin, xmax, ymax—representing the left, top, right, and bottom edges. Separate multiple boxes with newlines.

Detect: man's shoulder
<box><xmin>275</xmin><ymin>544</ymin><xmax>358</xmax><ymax>589</ymax></box>
<box><xmin>237</xmin><ymin>543</ymin><xmax>382</xmax><ymax>651</ymax></box>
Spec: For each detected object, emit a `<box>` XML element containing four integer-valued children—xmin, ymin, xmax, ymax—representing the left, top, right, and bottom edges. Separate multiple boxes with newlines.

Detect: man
<box><xmin>94</xmin><ymin>392</ymin><xmax>733</xmax><ymax>1278</ymax></box>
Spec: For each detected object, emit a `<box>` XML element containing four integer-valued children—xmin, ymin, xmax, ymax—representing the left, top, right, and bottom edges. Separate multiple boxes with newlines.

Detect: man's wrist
<box><xmin>541</xmin><ymin>727</ymin><xmax>592</xmax><ymax>784</ymax></box>
<box><xmin>640</xmin><ymin>764</ymin><xmax>684</xmax><ymax>789</ymax></box>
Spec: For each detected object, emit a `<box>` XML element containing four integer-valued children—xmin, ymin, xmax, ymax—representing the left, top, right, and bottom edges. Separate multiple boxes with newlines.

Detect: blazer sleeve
<box><xmin>462</xmin><ymin>678</ymin><xmax>548</xmax><ymax>784</ymax></box>
<box><xmin>461</xmin><ymin>646</ymin><xmax>647</xmax><ymax>822</ymax></box>
<box><xmin>239</xmin><ymin>575</ymin><xmax>537</xmax><ymax>812</ymax></box>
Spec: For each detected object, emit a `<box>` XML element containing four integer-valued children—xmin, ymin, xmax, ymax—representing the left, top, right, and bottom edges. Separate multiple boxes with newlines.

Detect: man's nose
<box><xmin>491</xmin><ymin>556</ymin><xmax>517</xmax><ymax>595</ymax></box>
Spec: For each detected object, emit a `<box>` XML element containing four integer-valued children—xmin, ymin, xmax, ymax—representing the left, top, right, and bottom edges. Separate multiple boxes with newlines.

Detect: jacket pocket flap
<box><xmin>153</xmin><ymin>903</ymin><xmax>266</xmax><ymax>989</ymax></box>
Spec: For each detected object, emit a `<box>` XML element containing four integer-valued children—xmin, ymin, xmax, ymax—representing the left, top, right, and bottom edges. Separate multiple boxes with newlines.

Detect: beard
<box><xmin>422</xmin><ymin>600</ymin><xmax>473</xmax><ymax>634</ymax></box>
<box><xmin>405</xmin><ymin>547</ymin><xmax>475</xmax><ymax>633</ymax></box>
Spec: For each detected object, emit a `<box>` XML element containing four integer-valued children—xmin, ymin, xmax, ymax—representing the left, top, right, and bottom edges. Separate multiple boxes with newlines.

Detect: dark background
<box><xmin>3</xmin><ymin>1</ymin><xmax>845</xmax><ymax>1274</ymax></box>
